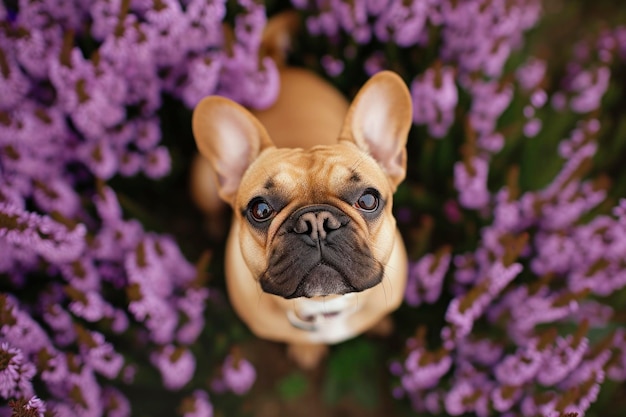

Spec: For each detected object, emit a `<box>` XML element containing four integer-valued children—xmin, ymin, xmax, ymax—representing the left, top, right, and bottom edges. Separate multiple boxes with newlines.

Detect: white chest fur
<box><xmin>286</xmin><ymin>294</ymin><xmax>362</xmax><ymax>344</ymax></box>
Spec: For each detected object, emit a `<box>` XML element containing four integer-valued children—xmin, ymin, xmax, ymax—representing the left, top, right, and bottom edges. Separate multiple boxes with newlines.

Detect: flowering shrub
<box><xmin>0</xmin><ymin>0</ymin><xmax>275</xmax><ymax>415</ymax></box>
<box><xmin>1</xmin><ymin>0</ymin><xmax>626</xmax><ymax>416</ymax></box>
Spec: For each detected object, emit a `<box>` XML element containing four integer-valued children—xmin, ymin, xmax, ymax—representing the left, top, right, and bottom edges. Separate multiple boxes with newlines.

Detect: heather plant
<box><xmin>2</xmin><ymin>1</ymin><xmax>626</xmax><ymax>417</ymax></box>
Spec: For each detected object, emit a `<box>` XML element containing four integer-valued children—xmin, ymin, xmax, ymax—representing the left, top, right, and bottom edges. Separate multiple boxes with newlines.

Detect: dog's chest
<box><xmin>286</xmin><ymin>293</ymin><xmax>362</xmax><ymax>344</ymax></box>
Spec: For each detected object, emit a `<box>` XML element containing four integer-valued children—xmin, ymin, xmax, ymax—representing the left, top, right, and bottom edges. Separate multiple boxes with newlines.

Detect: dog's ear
<box><xmin>339</xmin><ymin>71</ymin><xmax>413</xmax><ymax>189</ymax></box>
<box><xmin>192</xmin><ymin>96</ymin><xmax>274</xmax><ymax>205</ymax></box>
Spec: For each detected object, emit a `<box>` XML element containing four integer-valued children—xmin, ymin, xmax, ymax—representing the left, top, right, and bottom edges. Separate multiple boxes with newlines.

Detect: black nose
<box><xmin>291</xmin><ymin>205</ymin><xmax>349</xmax><ymax>245</ymax></box>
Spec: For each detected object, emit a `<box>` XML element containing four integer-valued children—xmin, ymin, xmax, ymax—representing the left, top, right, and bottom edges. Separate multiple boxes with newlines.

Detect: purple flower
<box><xmin>445</xmin><ymin>261</ymin><xmax>523</xmax><ymax>343</ymax></box>
<box><xmin>101</xmin><ymin>386</ymin><xmax>131</xmax><ymax>417</ymax></box>
<box><xmin>456</xmin><ymin>337</ymin><xmax>504</xmax><ymax>368</ymax></box>
<box><xmin>220</xmin><ymin>352</ymin><xmax>256</xmax><ymax>395</ymax></box>
<box><xmin>1</xmin><ymin>296</ymin><xmax>51</xmax><ymax>355</ymax></box>
<box><xmin>321</xmin><ymin>55</ymin><xmax>345</xmax><ymax>77</ymax></box>
<box><xmin>467</xmin><ymin>79</ymin><xmax>514</xmax><ymax>137</ymax></box>
<box><xmin>493</xmin><ymin>341</ymin><xmax>544</xmax><ymax>386</ymax></box>
<box><xmin>405</xmin><ymin>247</ymin><xmax>451</xmax><ymax>306</ymax></box>
<box><xmin>0</xmin><ymin>203</ymin><xmax>86</xmax><ymax>263</ymax></box>
<box><xmin>411</xmin><ymin>63</ymin><xmax>458</xmax><ymax>138</ymax></box>
<box><xmin>176</xmin><ymin>288</ymin><xmax>209</xmax><ymax>345</ymax></box>
<box><xmin>453</xmin><ymin>156</ymin><xmax>490</xmax><ymax>210</ymax></box>
<box><xmin>491</xmin><ymin>385</ymin><xmax>523</xmax><ymax>413</ymax></box>
<box><xmin>536</xmin><ymin>330</ymin><xmax>589</xmax><ymax>386</ymax></box>
<box><xmin>0</xmin><ymin>49</ymin><xmax>30</xmax><ymax>110</ymax></box>
<box><xmin>400</xmin><ymin>347</ymin><xmax>452</xmax><ymax>392</ymax></box>
<box><xmin>180</xmin><ymin>390</ymin><xmax>213</xmax><ymax>417</ymax></box>
<box><xmin>76</xmin><ymin>328</ymin><xmax>124</xmax><ymax>380</ymax></box>
<box><xmin>41</xmin><ymin>304</ymin><xmax>76</xmax><ymax>347</ymax></box>
<box><xmin>8</xmin><ymin>396</ymin><xmax>46</xmax><ymax>417</ymax></box>
<box><xmin>179</xmin><ymin>54</ymin><xmax>223</xmax><ymax>108</ymax></box>
<box><xmin>151</xmin><ymin>345</ymin><xmax>196</xmax><ymax>391</ymax></box>
<box><xmin>143</xmin><ymin>146</ymin><xmax>172</xmax><ymax>179</ymax></box>
<box><xmin>374</xmin><ymin>0</ymin><xmax>429</xmax><ymax>47</ymax></box>
<box><xmin>233</xmin><ymin>0</ymin><xmax>267</xmax><ymax>51</ymax></box>
<box><xmin>568</xmin><ymin>66</ymin><xmax>611</xmax><ymax>113</ymax></box>
<box><xmin>0</xmin><ymin>342</ymin><xmax>24</xmax><ymax>399</ymax></box>
<box><xmin>516</xmin><ymin>57</ymin><xmax>547</xmax><ymax>91</ymax></box>
<box><xmin>444</xmin><ymin>371</ymin><xmax>491</xmax><ymax>417</ymax></box>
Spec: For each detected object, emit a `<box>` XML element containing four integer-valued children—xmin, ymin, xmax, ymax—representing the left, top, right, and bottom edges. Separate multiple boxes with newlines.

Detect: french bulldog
<box><xmin>191</xmin><ymin>66</ymin><xmax>412</xmax><ymax>369</ymax></box>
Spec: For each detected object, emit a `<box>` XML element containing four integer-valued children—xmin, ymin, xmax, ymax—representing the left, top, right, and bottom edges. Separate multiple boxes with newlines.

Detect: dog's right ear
<box><xmin>192</xmin><ymin>96</ymin><xmax>274</xmax><ymax>206</ymax></box>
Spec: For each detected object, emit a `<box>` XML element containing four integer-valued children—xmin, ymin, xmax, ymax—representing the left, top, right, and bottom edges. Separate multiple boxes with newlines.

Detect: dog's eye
<box><xmin>249</xmin><ymin>198</ymin><xmax>275</xmax><ymax>221</ymax></box>
<box><xmin>354</xmin><ymin>189</ymin><xmax>380</xmax><ymax>212</ymax></box>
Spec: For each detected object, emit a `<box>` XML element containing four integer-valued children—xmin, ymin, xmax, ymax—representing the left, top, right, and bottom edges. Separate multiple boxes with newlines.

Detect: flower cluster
<box><xmin>394</xmin><ymin>8</ymin><xmax>626</xmax><ymax>417</ymax></box>
<box><xmin>1</xmin><ymin>0</ymin><xmax>271</xmax><ymax>414</ymax></box>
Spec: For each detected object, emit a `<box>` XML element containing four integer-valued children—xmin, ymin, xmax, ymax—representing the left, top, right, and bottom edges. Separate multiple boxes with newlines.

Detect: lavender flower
<box><xmin>8</xmin><ymin>396</ymin><xmax>46</xmax><ymax>417</ymax></box>
<box><xmin>102</xmin><ymin>387</ymin><xmax>131</xmax><ymax>417</ymax></box>
<box><xmin>219</xmin><ymin>350</ymin><xmax>256</xmax><ymax>395</ymax></box>
<box><xmin>405</xmin><ymin>246</ymin><xmax>451</xmax><ymax>307</ymax></box>
<box><xmin>0</xmin><ymin>203</ymin><xmax>86</xmax><ymax>263</ymax></box>
<box><xmin>453</xmin><ymin>156</ymin><xmax>490</xmax><ymax>210</ymax></box>
<box><xmin>411</xmin><ymin>63</ymin><xmax>458</xmax><ymax>138</ymax></box>
<box><xmin>444</xmin><ymin>261</ymin><xmax>523</xmax><ymax>343</ymax></box>
<box><xmin>179</xmin><ymin>390</ymin><xmax>213</xmax><ymax>417</ymax></box>
<box><xmin>151</xmin><ymin>345</ymin><xmax>196</xmax><ymax>390</ymax></box>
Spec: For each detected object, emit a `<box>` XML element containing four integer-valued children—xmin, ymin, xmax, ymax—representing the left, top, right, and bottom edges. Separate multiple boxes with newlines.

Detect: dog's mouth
<box><xmin>262</xmin><ymin>259</ymin><xmax>383</xmax><ymax>299</ymax></box>
<box><xmin>288</xmin><ymin>263</ymin><xmax>358</xmax><ymax>299</ymax></box>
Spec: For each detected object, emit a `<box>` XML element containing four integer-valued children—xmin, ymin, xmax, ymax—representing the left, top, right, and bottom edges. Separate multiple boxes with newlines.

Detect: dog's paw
<box><xmin>287</xmin><ymin>343</ymin><xmax>328</xmax><ymax>370</ymax></box>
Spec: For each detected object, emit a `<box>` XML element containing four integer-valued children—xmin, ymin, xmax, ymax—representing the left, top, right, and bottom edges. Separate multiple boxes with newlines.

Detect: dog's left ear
<box><xmin>339</xmin><ymin>71</ymin><xmax>413</xmax><ymax>189</ymax></box>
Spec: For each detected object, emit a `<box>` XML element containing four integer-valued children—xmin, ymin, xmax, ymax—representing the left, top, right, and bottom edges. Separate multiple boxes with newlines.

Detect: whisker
<box><xmin>349</xmin><ymin>154</ymin><xmax>367</xmax><ymax>173</ymax></box>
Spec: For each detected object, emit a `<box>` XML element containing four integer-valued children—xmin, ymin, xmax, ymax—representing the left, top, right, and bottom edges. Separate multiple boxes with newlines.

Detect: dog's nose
<box><xmin>292</xmin><ymin>205</ymin><xmax>349</xmax><ymax>244</ymax></box>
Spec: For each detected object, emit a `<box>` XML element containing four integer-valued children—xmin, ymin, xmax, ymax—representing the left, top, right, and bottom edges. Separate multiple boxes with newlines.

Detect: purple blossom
<box><xmin>220</xmin><ymin>352</ymin><xmax>256</xmax><ymax>395</ymax></box>
<box><xmin>493</xmin><ymin>340</ymin><xmax>544</xmax><ymax>386</ymax></box>
<box><xmin>568</xmin><ymin>66</ymin><xmax>611</xmax><ymax>113</ymax></box>
<box><xmin>400</xmin><ymin>347</ymin><xmax>452</xmax><ymax>392</ymax></box>
<box><xmin>179</xmin><ymin>54</ymin><xmax>223</xmax><ymax>108</ymax></box>
<box><xmin>467</xmin><ymin>79</ymin><xmax>514</xmax><ymax>137</ymax></box>
<box><xmin>8</xmin><ymin>396</ymin><xmax>46</xmax><ymax>417</ymax></box>
<box><xmin>411</xmin><ymin>63</ymin><xmax>458</xmax><ymax>138</ymax></box>
<box><xmin>151</xmin><ymin>345</ymin><xmax>196</xmax><ymax>391</ymax></box>
<box><xmin>373</xmin><ymin>0</ymin><xmax>429</xmax><ymax>47</ymax></box>
<box><xmin>536</xmin><ymin>331</ymin><xmax>589</xmax><ymax>386</ymax></box>
<box><xmin>456</xmin><ymin>337</ymin><xmax>504</xmax><ymax>368</ymax></box>
<box><xmin>0</xmin><ymin>203</ymin><xmax>86</xmax><ymax>263</ymax></box>
<box><xmin>444</xmin><ymin>371</ymin><xmax>491</xmax><ymax>417</ymax></box>
<box><xmin>0</xmin><ymin>342</ymin><xmax>26</xmax><ymax>399</ymax></box>
<box><xmin>42</xmin><ymin>305</ymin><xmax>76</xmax><ymax>346</ymax></box>
<box><xmin>516</xmin><ymin>57</ymin><xmax>547</xmax><ymax>91</ymax></box>
<box><xmin>453</xmin><ymin>156</ymin><xmax>490</xmax><ymax>210</ymax></box>
<box><xmin>180</xmin><ymin>390</ymin><xmax>213</xmax><ymax>417</ymax></box>
<box><xmin>76</xmin><ymin>329</ymin><xmax>124</xmax><ymax>380</ymax></box>
<box><xmin>405</xmin><ymin>247</ymin><xmax>451</xmax><ymax>306</ymax></box>
<box><xmin>321</xmin><ymin>55</ymin><xmax>345</xmax><ymax>77</ymax></box>
<box><xmin>444</xmin><ymin>261</ymin><xmax>523</xmax><ymax>343</ymax></box>
<box><xmin>143</xmin><ymin>146</ymin><xmax>172</xmax><ymax>179</ymax></box>
<box><xmin>1</xmin><ymin>296</ymin><xmax>51</xmax><ymax>355</ymax></box>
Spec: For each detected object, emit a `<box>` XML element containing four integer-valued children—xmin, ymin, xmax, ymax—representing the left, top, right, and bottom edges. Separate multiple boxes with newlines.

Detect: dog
<box><xmin>191</xmin><ymin>32</ymin><xmax>412</xmax><ymax>369</ymax></box>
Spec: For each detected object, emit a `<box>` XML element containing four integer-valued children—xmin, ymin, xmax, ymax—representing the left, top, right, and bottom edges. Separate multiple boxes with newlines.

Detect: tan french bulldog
<box><xmin>191</xmin><ymin>66</ymin><xmax>412</xmax><ymax>369</ymax></box>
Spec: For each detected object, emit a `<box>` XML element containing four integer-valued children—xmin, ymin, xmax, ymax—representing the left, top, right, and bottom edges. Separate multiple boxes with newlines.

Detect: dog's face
<box><xmin>234</xmin><ymin>142</ymin><xmax>399</xmax><ymax>298</ymax></box>
<box><xmin>193</xmin><ymin>71</ymin><xmax>412</xmax><ymax>299</ymax></box>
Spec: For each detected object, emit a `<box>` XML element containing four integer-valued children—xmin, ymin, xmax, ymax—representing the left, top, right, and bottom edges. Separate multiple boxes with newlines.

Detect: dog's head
<box><xmin>193</xmin><ymin>71</ymin><xmax>412</xmax><ymax>299</ymax></box>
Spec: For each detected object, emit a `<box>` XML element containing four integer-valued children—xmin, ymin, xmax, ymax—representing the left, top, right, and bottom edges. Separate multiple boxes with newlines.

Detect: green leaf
<box><xmin>276</xmin><ymin>372</ymin><xmax>309</xmax><ymax>401</ymax></box>
<box><xmin>322</xmin><ymin>338</ymin><xmax>380</xmax><ymax>409</ymax></box>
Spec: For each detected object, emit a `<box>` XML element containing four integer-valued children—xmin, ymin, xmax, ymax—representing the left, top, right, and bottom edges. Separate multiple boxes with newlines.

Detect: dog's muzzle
<box><xmin>260</xmin><ymin>204</ymin><xmax>383</xmax><ymax>299</ymax></box>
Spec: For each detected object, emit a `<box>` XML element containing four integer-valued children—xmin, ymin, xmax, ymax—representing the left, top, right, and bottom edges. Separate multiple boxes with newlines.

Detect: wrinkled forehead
<box><xmin>237</xmin><ymin>145</ymin><xmax>390</xmax><ymax>203</ymax></box>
